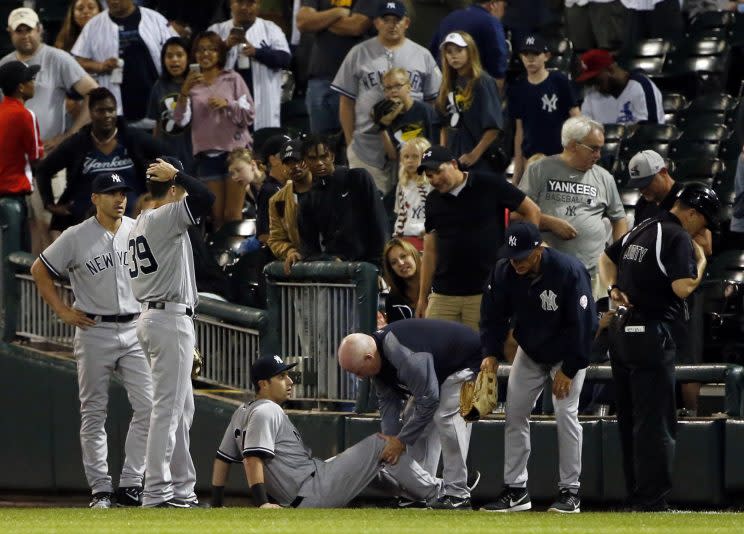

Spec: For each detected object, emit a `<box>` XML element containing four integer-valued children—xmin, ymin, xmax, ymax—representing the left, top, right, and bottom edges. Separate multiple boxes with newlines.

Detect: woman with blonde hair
<box><xmin>436</xmin><ymin>31</ymin><xmax>503</xmax><ymax>172</ymax></box>
<box><xmin>382</xmin><ymin>238</ymin><xmax>423</xmax><ymax>323</ymax></box>
<box><xmin>393</xmin><ymin>137</ymin><xmax>432</xmax><ymax>251</ymax></box>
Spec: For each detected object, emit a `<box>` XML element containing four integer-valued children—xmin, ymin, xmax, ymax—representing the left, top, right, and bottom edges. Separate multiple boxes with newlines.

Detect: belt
<box><xmin>85</xmin><ymin>313</ymin><xmax>139</xmax><ymax>323</ymax></box>
<box><xmin>146</xmin><ymin>302</ymin><xmax>194</xmax><ymax>316</ymax></box>
<box><xmin>290</xmin><ymin>471</ymin><xmax>316</xmax><ymax>508</ymax></box>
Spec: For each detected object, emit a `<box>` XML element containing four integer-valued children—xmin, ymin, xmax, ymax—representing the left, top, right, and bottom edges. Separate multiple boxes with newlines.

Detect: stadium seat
<box><xmin>623</xmin><ymin>57</ymin><xmax>665</xmax><ymax>75</ymax></box>
<box><xmin>672</xmin><ymin>157</ymin><xmax>725</xmax><ymax>185</ymax></box>
<box><xmin>687</xmin><ymin>10</ymin><xmax>736</xmax><ymax>38</ymax></box>
<box><xmin>619</xmin><ymin>124</ymin><xmax>680</xmax><ymax>161</ymax></box>
<box><xmin>662</xmin><ymin>93</ymin><xmax>688</xmax><ymax>124</ymax></box>
<box><xmin>656</xmin><ymin>39</ymin><xmax>731</xmax><ymax>97</ymax></box>
<box><xmin>603</xmin><ymin>123</ymin><xmax>627</xmax><ymax>142</ymax></box>
<box><xmin>620</xmin><ymin>187</ymin><xmax>641</xmax><ymax>208</ymax></box>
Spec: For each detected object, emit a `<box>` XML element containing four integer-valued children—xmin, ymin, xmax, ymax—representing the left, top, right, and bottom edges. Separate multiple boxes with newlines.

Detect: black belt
<box><xmin>85</xmin><ymin>313</ymin><xmax>139</xmax><ymax>323</ymax></box>
<box><xmin>290</xmin><ymin>471</ymin><xmax>315</xmax><ymax>507</ymax></box>
<box><xmin>147</xmin><ymin>302</ymin><xmax>194</xmax><ymax>316</ymax></box>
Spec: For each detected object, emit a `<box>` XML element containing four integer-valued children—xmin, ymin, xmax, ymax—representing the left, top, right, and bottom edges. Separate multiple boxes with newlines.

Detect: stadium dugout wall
<box><xmin>3</xmin><ymin>342</ymin><xmax>744</xmax><ymax>505</ymax></box>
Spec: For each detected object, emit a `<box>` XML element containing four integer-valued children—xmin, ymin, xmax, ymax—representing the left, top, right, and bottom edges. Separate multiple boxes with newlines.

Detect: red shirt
<box><xmin>0</xmin><ymin>96</ymin><xmax>43</xmax><ymax>195</ymax></box>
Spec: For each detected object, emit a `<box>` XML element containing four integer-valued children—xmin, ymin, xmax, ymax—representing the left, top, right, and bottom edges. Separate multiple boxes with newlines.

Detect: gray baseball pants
<box><xmin>405</xmin><ymin>368</ymin><xmax>475</xmax><ymax>498</ymax></box>
<box><xmin>136</xmin><ymin>309</ymin><xmax>196</xmax><ymax>506</ymax></box>
<box><xmin>504</xmin><ymin>348</ymin><xmax>586</xmax><ymax>490</ymax></box>
<box><xmin>74</xmin><ymin>321</ymin><xmax>153</xmax><ymax>494</ymax></box>
<box><xmin>297</xmin><ymin>434</ymin><xmax>442</xmax><ymax>508</ymax></box>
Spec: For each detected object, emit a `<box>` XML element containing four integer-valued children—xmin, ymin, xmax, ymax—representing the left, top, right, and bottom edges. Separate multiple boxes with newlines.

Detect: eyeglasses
<box><xmin>577</xmin><ymin>142</ymin><xmax>603</xmax><ymax>154</ymax></box>
<box><xmin>383</xmin><ymin>82</ymin><xmax>407</xmax><ymax>91</ymax></box>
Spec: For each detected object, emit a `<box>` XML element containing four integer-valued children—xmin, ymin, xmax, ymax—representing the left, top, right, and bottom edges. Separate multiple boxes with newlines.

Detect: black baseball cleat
<box><xmin>153</xmin><ymin>498</ymin><xmax>192</xmax><ymax>508</ymax></box>
<box><xmin>548</xmin><ymin>488</ymin><xmax>581</xmax><ymax>513</ymax></box>
<box><xmin>467</xmin><ymin>470</ymin><xmax>481</xmax><ymax>493</ymax></box>
<box><xmin>481</xmin><ymin>486</ymin><xmax>531</xmax><ymax>512</ymax></box>
<box><xmin>89</xmin><ymin>492</ymin><xmax>113</xmax><ymax>509</ymax></box>
<box><xmin>396</xmin><ymin>497</ymin><xmax>428</xmax><ymax>509</ymax></box>
<box><xmin>429</xmin><ymin>495</ymin><xmax>472</xmax><ymax>510</ymax></box>
<box><xmin>185</xmin><ymin>499</ymin><xmax>211</xmax><ymax>509</ymax></box>
<box><xmin>116</xmin><ymin>486</ymin><xmax>143</xmax><ymax>507</ymax></box>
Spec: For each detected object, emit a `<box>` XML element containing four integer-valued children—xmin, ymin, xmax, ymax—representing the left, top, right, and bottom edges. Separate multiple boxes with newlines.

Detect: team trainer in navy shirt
<box><xmin>338</xmin><ymin>319</ymin><xmax>483</xmax><ymax>510</ymax></box>
<box><xmin>480</xmin><ymin>222</ymin><xmax>596</xmax><ymax>514</ymax></box>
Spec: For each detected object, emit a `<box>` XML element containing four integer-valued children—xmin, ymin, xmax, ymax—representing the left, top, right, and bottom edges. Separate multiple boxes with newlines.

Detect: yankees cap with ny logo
<box><xmin>499</xmin><ymin>221</ymin><xmax>542</xmax><ymax>260</ymax></box>
<box><xmin>92</xmin><ymin>173</ymin><xmax>133</xmax><ymax>193</ymax></box>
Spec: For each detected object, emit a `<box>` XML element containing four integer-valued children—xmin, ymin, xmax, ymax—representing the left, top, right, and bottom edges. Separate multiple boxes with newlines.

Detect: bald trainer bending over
<box><xmin>338</xmin><ymin>319</ymin><xmax>482</xmax><ymax>510</ymax></box>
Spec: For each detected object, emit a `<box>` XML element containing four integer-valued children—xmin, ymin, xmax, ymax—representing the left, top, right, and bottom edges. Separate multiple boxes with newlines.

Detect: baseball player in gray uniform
<box><xmin>128</xmin><ymin>157</ymin><xmax>215</xmax><ymax>508</ymax></box>
<box><xmin>210</xmin><ymin>354</ymin><xmax>443</xmax><ymax>508</ymax></box>
<box><xmin>338</xmin><ymin>319</ymin><xmax>482</xmax><ymax>510</ymax></box>
<box><xmin>31</xmin><ymin>173</ymin><xmax>153</xmax><ymax>509</ymax></box>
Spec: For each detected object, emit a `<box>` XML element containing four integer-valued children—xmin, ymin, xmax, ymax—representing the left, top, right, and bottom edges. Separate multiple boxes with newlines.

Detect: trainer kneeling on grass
<box><xmin>210</xmin><ymin>355</ymin><xmax>443</xmax><ymax>508</ymax></box>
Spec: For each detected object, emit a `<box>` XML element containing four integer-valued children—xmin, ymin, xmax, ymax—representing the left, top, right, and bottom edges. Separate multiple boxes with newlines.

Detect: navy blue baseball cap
<box><xmin>251</xmin><ymin>355</ymin><xmax>298</xmax><ymax>384</ymax></box>
<box><xmin>520</xmin><ymin>34</ymin><xmax>549</xmax><ymax>54</ymax></box>
<box><xmin>92</xmin><ymin>173</ymin><xmax>133</xmax><ymax>194</ymax></box>
<box><xmin>260</xmin><ymin>134</ymin><xmax>292</xmax><ymax>164</ymax></box>
<box><xmin>500</xmin><ymin>222</ymin><xmax>542</xmax><ymax>260</ymax></box>
<box><xmin>417</xmin><ymin>145</ymin><xmax>456</xmax><ymax>174</ymax></box>
<box><xmin>377</xmin><ymin>0</ymin><xmax>407</xmax><ymax>18</ymax></box>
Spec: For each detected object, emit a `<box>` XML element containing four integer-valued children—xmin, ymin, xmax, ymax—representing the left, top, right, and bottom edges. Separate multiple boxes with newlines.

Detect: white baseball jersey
<box><xmin>39</xmin><ymin>216</ymin><xmax>140</xmax><ymax>315</ymax></box>
<box><xmin>128</xmin><ymin>199</ymin><xmax>198</xmax><ymax>308</ymax></box>
<box><xmin>217</xmin><ymin>401</ymin><xmax>318</xmax><ymax>506</ymax></box>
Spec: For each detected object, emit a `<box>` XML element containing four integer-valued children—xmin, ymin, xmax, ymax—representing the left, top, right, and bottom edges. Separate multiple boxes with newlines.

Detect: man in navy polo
<box><xmin>479</xmin><ymin>221</ymin><xmax>597</xmax><ymax>513</ymax></box>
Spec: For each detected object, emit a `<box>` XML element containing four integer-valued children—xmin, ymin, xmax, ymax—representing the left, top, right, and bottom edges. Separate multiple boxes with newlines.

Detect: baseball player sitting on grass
<box><xmin>338</xmin><ymin>319</ymin><xmax>483</xmax><ymax>510</ymax></box>
<box><xmin>31</xmin><ymin>173</ymin><xmax>154</xmax><ymax>509</ymax></box>
<box><xmin>210</xmin><ymin>355</ymin><xmax>444</xmax><ymax>508</ymax></box>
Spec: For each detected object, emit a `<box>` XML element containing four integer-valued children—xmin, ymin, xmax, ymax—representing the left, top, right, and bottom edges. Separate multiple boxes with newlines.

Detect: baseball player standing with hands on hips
<box><xmin>479</xmin><ymin>222</ymin><xmax>597</xmax><ymax>513</ymax></box>
<box><xmin>129</xmin><ymin>157</ymin><xmax>215</xmax><ymax>507</ymax></box>
<box><xmin>31</xmin><ymin>173</ymin><xmax>153</xmax><ymax>509</ymax></box>
<box><xmin>211</xmin><ymin>354</ymin><xmax>443</xmax><ymax>508</ymax></box>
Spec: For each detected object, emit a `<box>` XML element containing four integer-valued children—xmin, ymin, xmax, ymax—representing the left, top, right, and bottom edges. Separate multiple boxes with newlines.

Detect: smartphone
<box><xmin>189</xmin><ymin>63</ymin><xmax>200</xmax><ymax>74</ymax></box>
<box><xmin>230</xmin><ymin>26</ymin><xmax>246</xmax><ymax>40</ymax></box>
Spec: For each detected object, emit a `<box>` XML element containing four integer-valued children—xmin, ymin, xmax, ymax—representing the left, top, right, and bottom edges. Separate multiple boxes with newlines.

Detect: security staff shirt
<box><xmin>633</xmin><ymin>181</ymin><xmax>682</xmax><ymax>227</ymax></box>
<box><xmin>480</xmin><ymin>247</ymin><xmax>597</xmax><ymax>378</ymax></box>
<box><xmin>605</xmin><ymin>211</ymin><xmax>697</xmax><ymax>321</ymax></box>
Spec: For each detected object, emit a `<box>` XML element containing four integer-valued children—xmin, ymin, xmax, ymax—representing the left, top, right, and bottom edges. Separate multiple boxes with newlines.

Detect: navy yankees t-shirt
<box><xmin>508</xmin><ymin>71</ymin><xmax>577</xmax><ymax>158</ymax></box>
<box><xmin>75</xmin><ymin>144</ymin><xmax>137</xmax><ymax>219</ymax></box>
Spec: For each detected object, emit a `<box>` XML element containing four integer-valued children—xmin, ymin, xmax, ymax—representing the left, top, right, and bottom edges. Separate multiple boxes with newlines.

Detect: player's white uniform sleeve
<box><xmin>39</xmin><ymin>229</ymin><xmax>77</xmax><ymax>277</ymax></box>
<box><xmin>216</xmin><ymin>420</ymin><xmax>244</xmax><ymax>463</ymax></box>
<box><xmin>242</xmin><ymin>403</ymin><xmax>283</xmax><ymax>458</ymax></box>
<box><xmin>149</xmin><ymin>199</ymin><xmax>196</xmax><ymax>238</ymax></box>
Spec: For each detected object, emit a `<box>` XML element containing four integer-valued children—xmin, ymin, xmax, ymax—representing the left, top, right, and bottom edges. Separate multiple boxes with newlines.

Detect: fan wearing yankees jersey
<box><xmin>30</xmin><ymin>173</ymin><xmax>154</xmax><ymax>510</ymax></box>
<box><xmin>128</xmin><ymin>157</ymin><xmax>215</xmax><ymax>508</ymax></box>
<box><xmin>210</xmin><ymin>355</ymin><xmax>443</xmax><ymax>508</ymax></box>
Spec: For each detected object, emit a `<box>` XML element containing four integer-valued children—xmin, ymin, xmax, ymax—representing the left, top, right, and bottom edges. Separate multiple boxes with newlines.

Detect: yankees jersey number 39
<box><xmin>128</xmin><ymin>199</ymin><xmax>198</xmax><ymax>308</ymax></box>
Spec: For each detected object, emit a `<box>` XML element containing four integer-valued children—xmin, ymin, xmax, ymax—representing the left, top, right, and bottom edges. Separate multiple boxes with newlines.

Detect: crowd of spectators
<box><xmin>2</xmin><ymin>2</ymin><xmax>744</xmax><ymax>394</ymax></box>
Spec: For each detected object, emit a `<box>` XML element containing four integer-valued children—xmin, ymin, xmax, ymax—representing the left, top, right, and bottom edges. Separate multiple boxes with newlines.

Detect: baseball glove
<box><xmin>459</xmin><ymin>369</ymin><xmax>498</xmax><ymax>422</ymax></box>
<box><xmin>192</xmin><ymin>347</ymin><xmax>203</xmax><ymax>379</ymax></box>
<box><xmin>371</xmin><ymin>98</ymin><xmax>398</xmax><ymax>125</ymax></box>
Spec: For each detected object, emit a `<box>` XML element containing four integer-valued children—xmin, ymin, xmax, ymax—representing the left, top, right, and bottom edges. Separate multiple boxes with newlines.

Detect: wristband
<box><xmin>211</xmin><ymin>486</ymin><xmax>225</xmax><ymax>508</ymax></box>
<box><xmin>250</xmin><ymin>482</ymin><xmax>269</xmax><ymax>506</ymax></box>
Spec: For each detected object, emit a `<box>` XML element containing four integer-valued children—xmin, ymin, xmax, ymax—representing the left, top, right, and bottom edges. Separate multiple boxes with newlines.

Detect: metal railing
<box><xmin>4</xmin><ymin>252</ymin><xmax>278</xmax><ymax>393</ymax></box>
<box><xmin>265</xmin><ymin>261</ymin><xmax>379</xmax><ymax>404</ymax></box>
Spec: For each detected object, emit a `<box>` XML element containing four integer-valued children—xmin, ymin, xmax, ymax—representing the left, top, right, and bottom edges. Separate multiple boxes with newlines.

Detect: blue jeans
<box><xmin>305</xmin><ymin>78</ymin><xmax>340</xmax><ymax>134</ymax></box>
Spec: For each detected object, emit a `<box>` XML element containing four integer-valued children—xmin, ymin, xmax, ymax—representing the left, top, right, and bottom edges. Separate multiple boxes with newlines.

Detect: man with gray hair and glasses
<box><xmin>516</xmin><ymin>116</ymin><xmax>627</xmax><ymax>297</ymax></box>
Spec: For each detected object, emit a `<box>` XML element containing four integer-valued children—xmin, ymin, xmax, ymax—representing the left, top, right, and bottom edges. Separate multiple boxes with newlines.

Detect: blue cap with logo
<box><xmin>91</xmin><ymin>173</ymin><xmax>133</xmax><ymax>194</ymax></box>
<box><xmin>251</xmin><ymin>354</ymin><xmax>298</xmax><ymax>385</ymax></box>
<box><xmin>416</xmin><ymin>145</ymin><xmax>456</xmax><ymax>174</ymax></box>
<box><xmin>377</xmin><ymin>0</ymin><xmax>407</xmax><ymax>18</ymax></box>
<box><xmin>499</xmin><ymin>221</ymin><xmax>542</xmax><ymax>260</ymax></box>
<box><xmin>520</xmin><ymin>34</ymin><xmax>549</xmax><ymax>54</ymax></box>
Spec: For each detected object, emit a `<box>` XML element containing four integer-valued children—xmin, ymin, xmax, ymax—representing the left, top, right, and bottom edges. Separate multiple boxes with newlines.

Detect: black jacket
<box><xmin>298</xmin><ymin>166</ymin><xmax>388</xmax><ymax>267</ymax></box>
<box><xmin>36</xmin><ymin>117</ymin><xmax>171</xmax><ymax>219</ymax></box>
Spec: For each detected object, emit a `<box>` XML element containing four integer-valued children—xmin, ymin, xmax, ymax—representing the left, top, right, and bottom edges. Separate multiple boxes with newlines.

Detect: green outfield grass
<box><xmin>1</xmin><ymin>509</ymin><xmax>743</xmax><ymax>534</ymax></box>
